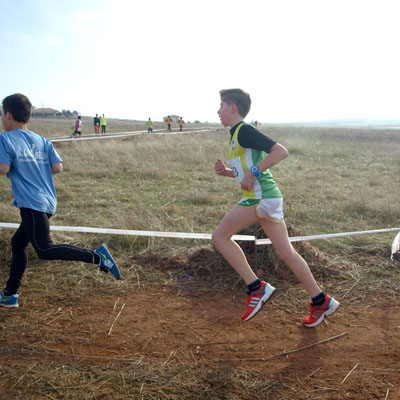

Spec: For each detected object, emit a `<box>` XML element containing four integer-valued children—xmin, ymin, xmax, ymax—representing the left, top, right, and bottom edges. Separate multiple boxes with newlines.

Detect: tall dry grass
<box><xmin>0</xmin><ymin>123</ymin><xmax>398</xmax><ymax>253</ymax></box>
<box><xmin>269</xmin><ymin>126</ymin><xmax>400</xmax><ymax>248</ymax></box>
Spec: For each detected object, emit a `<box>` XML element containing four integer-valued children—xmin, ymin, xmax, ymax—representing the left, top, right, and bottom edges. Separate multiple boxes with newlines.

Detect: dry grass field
<box><xmin>0</xmin><ymin>117</ymin><xmax>399</xmax><ymax>399</ymax></box>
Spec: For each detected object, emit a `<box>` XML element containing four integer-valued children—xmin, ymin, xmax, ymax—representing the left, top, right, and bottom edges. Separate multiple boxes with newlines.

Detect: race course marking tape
<box><xmin>50</xmin><ymin>128</ymin><xmax>218</xmax><ymax>143</ymax></box>
<box><xmin>255</xmin><ymin>227</ymin><xmax>400</xmax><ymax>245</ymax></box>
<box><xmin>0</xmin><ymin>222</ymin><xmax>253</xmax><ymax>241</ymax></box>
<box><xmin>0</xmin><ymin>223</ymin><xmax>398</xmax><ymax>244</ymax></box>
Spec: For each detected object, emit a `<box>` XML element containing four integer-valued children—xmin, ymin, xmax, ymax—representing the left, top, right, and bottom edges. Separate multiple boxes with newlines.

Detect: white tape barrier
<box><xmin>50</xmin><ymin>128</ymin><xmax>216</xmax><ymax>143</ymax></box>
<box><xmin>255</xmin><ymin>227</ymin><xmax>400</xmax><ymax>245</ymax></box>
<box><xmin>49</xmin><ymin>129</ymin><xmax>164</xmax><ymax>140</ymax></box>
<box><xmin>256</xmin><ymin>227</ymin><xmax>400</xmax><ymax>260</ymax></box>
<box><xmin>0</xmin><ymin>223</ymin><xmax>399</xmax><ymax>258</ymax></box>
<box><xmin>0</xmin><ymin>222</ymin><xmax>253</xmax><ymax>241</ymax></box>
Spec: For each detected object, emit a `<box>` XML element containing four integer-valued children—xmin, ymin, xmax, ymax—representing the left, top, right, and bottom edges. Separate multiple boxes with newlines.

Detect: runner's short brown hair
<box><xmin>219</xmin><ymin>88</ymin><xmax>251</xmax><ymax>118</ymax></box>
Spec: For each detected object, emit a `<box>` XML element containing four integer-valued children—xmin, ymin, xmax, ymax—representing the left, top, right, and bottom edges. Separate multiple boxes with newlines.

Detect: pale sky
<box><xmin>1</xmin><ymin>0</ymin><xmax>400</xmax><ymax>123</ymax></box>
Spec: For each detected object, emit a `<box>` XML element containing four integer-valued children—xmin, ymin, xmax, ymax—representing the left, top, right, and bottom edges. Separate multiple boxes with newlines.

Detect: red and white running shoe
<box><xmin>241</xmin><ymin>281</ymin><xmax>275</xmax><ymax>322</ymax></box>
<box><xmin>303</xmin><ymin>295</ymin><xmax>340</xmax><ymax>328</ymax></box>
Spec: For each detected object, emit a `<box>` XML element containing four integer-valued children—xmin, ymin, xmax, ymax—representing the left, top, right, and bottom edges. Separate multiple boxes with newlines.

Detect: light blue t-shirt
<box><xmin>0</xmin><ymin>129</ymin><xmax>63</xmax><ymax>214</ymax></box>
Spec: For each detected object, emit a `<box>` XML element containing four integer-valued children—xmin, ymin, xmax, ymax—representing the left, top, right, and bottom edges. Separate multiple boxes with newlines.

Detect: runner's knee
<box><xmin>35</xmin><ymin>248</ymin><xmax>52</xmax><ymax>260</ymax></box>
<box><xmin>211</xmin><ymin>231</ymin><xmax>219</xmax><ymax>247</ymax></box>
<box><xmin>11</xmin><ymin>234</ymin><xmax>27</xmax><ymax>250</ymax></box>
<box><xmin>212</xmin><ymin>230</ymin><xmax>224</xmax><ymax>248</ymax></box>
<box><xmin>212</xmin><ymin>230</ymin><xmax>231</xmax><ymax>248</ymax></box>
<box><xmin>275</xmin><ymin>246</ymin><xmax>298</xmax><ymax>264</ymax></box>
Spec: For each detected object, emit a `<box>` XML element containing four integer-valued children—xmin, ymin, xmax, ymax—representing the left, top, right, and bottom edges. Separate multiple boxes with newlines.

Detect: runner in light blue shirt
<box><xmin>0</xmin><ymin>128</ymin><xmax>62</xmax><ymax>214</ymax></box>
<box><xmin>0</xmin><ymin>94</ymin><xmax>121</xmax><ymax>309</ymax></box>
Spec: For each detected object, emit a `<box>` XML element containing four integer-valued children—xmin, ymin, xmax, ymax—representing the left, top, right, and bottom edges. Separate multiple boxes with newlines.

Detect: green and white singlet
<box><xmin>228</xmin><ymin>122</ymin><xmax>282</xmax><ymax>201</ymax></box>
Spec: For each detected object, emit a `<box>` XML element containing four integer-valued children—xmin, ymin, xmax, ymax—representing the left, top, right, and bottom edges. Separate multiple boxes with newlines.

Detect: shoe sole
<box><xmin>0</xmin><ymin>304</ymin><xmax>19</xmax><ymax>308</ymax></box>
<box><xmin>110</xmin><ymin>264</ymin><xmax>121</xmax><ymax>280</ymax></box>
<box><xmin>99</xmin><ymin>244</ymin><xmax>121</xmax><ymax>280</ymax></box>
<box><xmin>243</xmin><ymin>284</ymin><xmax>276</xmax><ymax>322</ymax></box>
<box><xmin>303</xmin><ymin>298</ymin><xmax>340</xmax><ymax>328</ymax></box>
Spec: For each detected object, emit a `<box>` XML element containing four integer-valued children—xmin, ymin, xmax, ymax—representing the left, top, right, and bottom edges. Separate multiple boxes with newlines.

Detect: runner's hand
<box><xmin>214</xmin><ymin>159</ymin><xmax>227</xmax><ymax>176</ymax></box>
<box><xmin>240</xmin><ymin>170</ymin><xmax>255</xmax><ymax>191</ymax></box>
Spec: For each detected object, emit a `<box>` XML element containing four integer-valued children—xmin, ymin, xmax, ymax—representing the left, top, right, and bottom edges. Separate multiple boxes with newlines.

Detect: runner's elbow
<box><xmin>274</xmin><ymin>144</ymin><xmax>289</xmax><ymax>160</ymax></box>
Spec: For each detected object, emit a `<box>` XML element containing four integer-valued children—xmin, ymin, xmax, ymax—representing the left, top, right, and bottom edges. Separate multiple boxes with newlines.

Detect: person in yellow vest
<box><xmin>147</xmin><ymin>118</ymin><xmax>153</xmax><ymax>133</ymax></box>
<box><xmin>213</xmin><ymin>88</ymin><xmax>339</xmax><ymax>327</ymax></box>
<box><xmin>166</xmin><ymin>116</ymin><xmax>172</xmax><ymax>132</ymax></box>
<box><xmin>100</xmin><ymin>114</ymin><xmax>107</xmax><ymax>134</ymax></box>
<box><xmin>178</xmin><ymin>117</ymin><xmax>184</xmax><ymax>132</ymax></box>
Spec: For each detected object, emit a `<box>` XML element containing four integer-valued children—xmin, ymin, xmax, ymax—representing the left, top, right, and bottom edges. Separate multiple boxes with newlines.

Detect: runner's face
<box><xmin>218</xmin><ymin>101</ymin><xmax>232</xmax><ymax>126</ymax></box>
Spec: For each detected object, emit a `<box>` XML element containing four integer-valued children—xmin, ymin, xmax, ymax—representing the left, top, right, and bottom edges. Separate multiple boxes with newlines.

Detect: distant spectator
<box><xmin>73</xmin><ymin>116</ymin><xmax>82</xmax><ymax>138</ymax></box>
<box><xmin>166</xmin><ymin>116</ymin><xmax>172</xmax><ymax>132</ymax></box>
<box><xmin>94</xmin><ymin>114</ymin><xmax>100</xmax><ymax>134</ymax></box>
<box><xmin>147</xmin><ymin>118</ymin><xmax>153</xmax><ymax>133</ymax></box>
<box><xmin>178</xmin><ymin>117</ymin><xmax>184</xmax><ymax>132</ymax></box>
<box><xmin>100</xmin><ymin>114</ymin><xmax>107</xmax><ymax>134</ymax></box>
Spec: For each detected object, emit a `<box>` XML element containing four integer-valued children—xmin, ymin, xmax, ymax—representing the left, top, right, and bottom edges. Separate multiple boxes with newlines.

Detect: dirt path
<box><xmin>2</xmin><ymin>282</ymin><xmax>398</xmax><ymax>399</ymax></box>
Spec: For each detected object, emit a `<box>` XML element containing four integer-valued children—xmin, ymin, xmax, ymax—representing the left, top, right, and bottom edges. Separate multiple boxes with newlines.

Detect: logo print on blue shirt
<box><xmin>17</xmin><ymin>144</ymin><xmax>47</xmax><ymax>164</ymax></box>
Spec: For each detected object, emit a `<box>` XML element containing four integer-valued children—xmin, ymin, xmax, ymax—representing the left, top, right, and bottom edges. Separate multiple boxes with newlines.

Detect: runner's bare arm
<box><xmin>240</xmin><ymin>144</ymin><xmax>288</xmax><ymax>191</ymax></box>
<box><xmin>51</xmin><ymin>162</ymin><xmax>63</xmax><ymax>175</ymax></box>
<box><xmin>0</xmin><ymin>163</ymin><xmax>10</xmax><ymax>175</ymax></box>
<box><xmin>214</xmin><ymin>159</ymin><xmax>235</xmax><ymax>178</ymax></box>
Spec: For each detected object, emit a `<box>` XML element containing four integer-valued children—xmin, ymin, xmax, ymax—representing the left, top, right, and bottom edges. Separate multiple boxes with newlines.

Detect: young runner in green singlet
<box><xmin>213</xmin><ymin>88</ymin><xmax>339</xmax><ymax>327</ymax></box>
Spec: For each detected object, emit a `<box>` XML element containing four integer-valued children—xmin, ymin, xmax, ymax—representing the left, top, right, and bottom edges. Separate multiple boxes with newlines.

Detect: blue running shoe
<box><xmin>94</xmin><ymin>244</ymin><xmax>121</xmax><ymax>280</ymax></box>
<box><xmin>0</xmin><ymin>292</ymin><xmax>19</xmax><ymax>308</ymax></box>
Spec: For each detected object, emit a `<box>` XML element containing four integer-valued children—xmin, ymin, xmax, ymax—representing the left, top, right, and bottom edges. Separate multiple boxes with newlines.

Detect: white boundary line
<box><xmin>49</xmin><ymin>126</ymin><xmax>216</xmax><ymax>140</ymax></box>
<box><xmin>0</xmin><ymin>222</ymin><xmax>398</xmax><ymax>244</ymax></box>
<box><xmin>49</xmin><ymin>129</ymin><xmax>164</xmax><ymax>140</ymax></box>
<box><xmin>50</xmin><ymin>128</ymin><xmax>217</xmax><ymax>143</ymax></box>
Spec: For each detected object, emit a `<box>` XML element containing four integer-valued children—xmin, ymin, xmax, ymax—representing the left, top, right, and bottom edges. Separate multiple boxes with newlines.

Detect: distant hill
<box><xmin>263</xmin><ymin>119</ymin><xmax>400</xmax><ymax>128</ymax></box>
<box><xmin>32</xmin><ymin>107</ymin><xmax>60</xmax><ymax>117</ymax></box>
